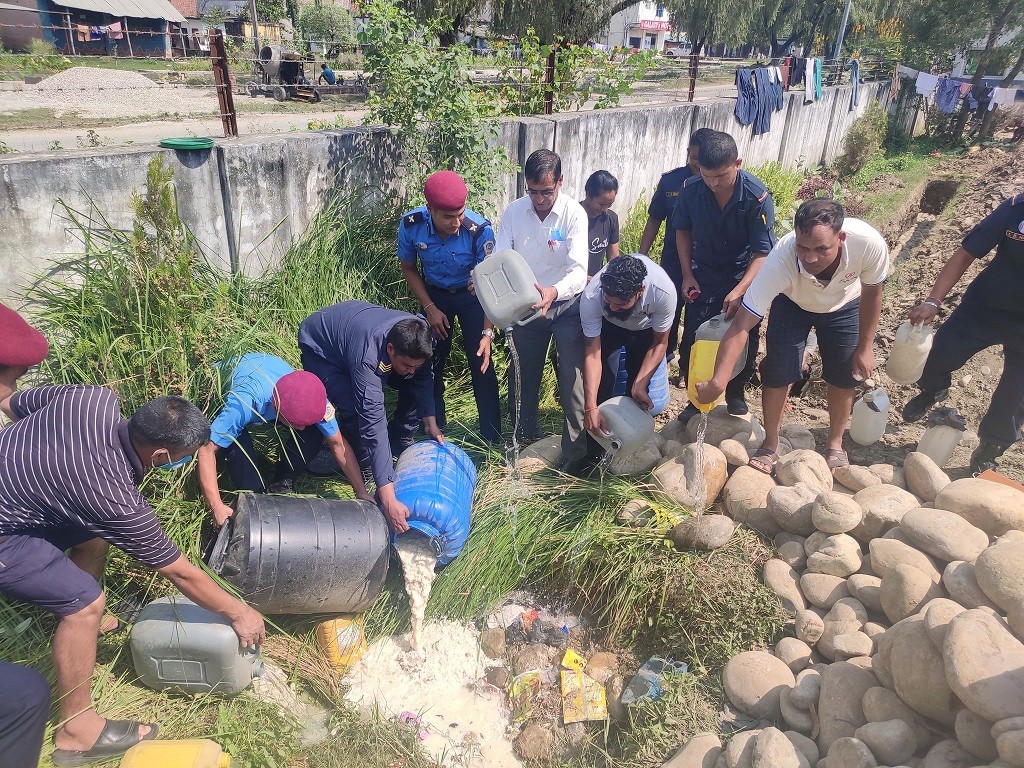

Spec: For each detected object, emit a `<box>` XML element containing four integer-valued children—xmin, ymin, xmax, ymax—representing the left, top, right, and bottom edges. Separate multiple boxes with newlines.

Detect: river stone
<box><xmin>686</xmin><ymin>407</ymin><xmax>753</xmax><ymax>446</ymax></box>
<box><xmin>833</xmin><ymin>631</ymin><xmax>875</xmax><ymax>659</ymax></box>
<box><xmin>781</xmin><ymin>424</ymin><xmax>817</xmax><ymax>451</ymax></box>
<box><xmin>852</xmin><ymin>485</ymin><xmax>922</xmax><ymax>541</ymax></box>
<box><xmin>791</xmin><ymin>667</ymin><xmax>822</xmax><ymax>709</ymax></box>
<box><xmin>663</xmin><ymin>439</ymin><xmax>687</xmax><ymax>459</ymax></box>
<box><xmin>807</xmin><ymin>534</ymin><xmax>864</xmax><ymax>578</ymax></box>
<box><xmin>869</xmin><ymin>538</ymin><xmax>942</xmax><ymax>583</ymax></box>
<box><xmin>780</xmin><ymin>540</ymin><xmax>808</xmax><ymax>570</ymax></box>
<box><xmin>855</xmin><ymin>719</ymin><xmax>917</xmax><ymax>766</ymax></box>
<box><xmin>974</xmin><ymin>536</ymin><xmax>1024</xmax><ymax>613</ymax></box>
<box><xmin>813</xmin><ymin>492</ymin><xmax>865</xmax><ymax>534</ymax></box>
<box><xmin>862</xmin><ymin>686</ymin><xmax>936</xmax><ymax>752</ymax></box>
<box><xmin>847</xmin><ymin>574</ymin><xmax>884</xmax><ymax>614</ymax></box>
<box><xmin>723</xmin><ymin>651</ymin><xmax>796</xmax><ymax>719</ymax></box>
<box><xmin>720</xmin><ymin>438</ymin><xmax>753</xmax><ymax>467</ymax></box>
<box><xmin>923</xmin><ymin>599</ymin><xmax>967</xmax><ymax>650</ymax></box>
<box><xmin>942</xmin><ymin>561</ymin><xmax>1001</xmax><ymax>610</ymax></box>
<box><xmin>819</xmin><ymin>598</ymin><xmax>869</xmax><ymax>661</ymax></box>
<box><xmin>723</xmin><ymin>466</ymin><xmax>781</xmax><ymax>536</ymax></box>
<box><xmin>996</xmin><ymin>730</ymin><xmax>1024</xmax><ymax>768</ymax></box>
<box><xmin>880</xmin><ymin>563</ymin><xmax>946</xmax><ymax>623</ymax></box>
<box><xmin>671</xmin><ymin>514</ymin><xmax>737</xmax><ymax>551</ymax></box>
<box><xmin>889</xmin><ymin>616</ymin><xmax>957</xmax><ymax>724</ymax></box>
<box><xmin>664</xmin><ymin>732</ymin><xmax>723</xmax><ymax>768</ymax></box>
<box><xmin>825</xmin><ymin>737</ymin><xmax>877</xmax><ymax>768</ymax></box>
<box><xmin>770</xmin><ymin>483</ymin><xmax>821</xmax><ymax>536</ymax></box>
<box><xmin>796</xmin><ymin>610</ymin><xmax>826</xmax><ymax>645</ymax></box>
<box><xmin>608</xmin><ymin>441</ymin><xmax>662</xmax><ymax>475</ymax></box>
<box><xmin>863</xmin><ymin>621</ymin><xmax>886</xmax><ymax>638</ymax></box>
<box><xmin>618</xmin><ymin>499</ymin><xmax>656</xmax><ymax>527</ymax></box>
<box><xmin>780</xmin><ymin>687</ymin><xmax>815</xmax><ymax>734</ymax></box>
<box><xmin>995</xmin><ymin>718</ymin><xmax>1024</xmax><ymax>740</ymax></box>
<box><xmin>658</xmin><ymin>419</ymin><xmax>690</xmax><ymax>444</ymax></box>
<box><xmin>777</xmin><ymin>450</ymin><xmax>834</xmax><ymax>492</ymax></box>
<box><xmin>786</xmin><ymin>731</ymin><xmax>819</xmax><ymax>766</ymax></box>
<box><xmin>870</xmin><ymin>652</ymin><xmax>892</xmax><ymax>690</ymax></box>
<box><xmin>904</xmin><ymin>452</ymin><xmax>952</xmax><ymax>502</ymax></box>
<box><xmin>801</xmin><ymin>573</ymin><xmax>852</xmax><ymax>609</ymax></box>
<box><xmin>653</xmin><ymin>443</ymin><xmax>729</xmax><ymax>510</ymax></box>
<box><xmin>900</xmin><ymin>507</ymin><xmax>991</xmax><ymax>564</ymax></box>
<box><xmin>920</xmin><ymin>739</ymin><xmax>975</xmax><ymax>768</ymax></box>
<box><xmin>817</xmin><ymin>661</ymin><xmax>878</xmax><ymax>750</ymax></box>
<box><xmin>834</xmin><ymin>464</ymin><xmax>883</xmax><ymax>492</ymax></box>
<box><xmin>764</xmin><ymin>559</ymin><xmax>806</xmax><ymax>617</ymax></box>
<box><xmin>515</xmin><ymin>722</ymin><xmax>555</xmax><ymax>760</ymax></box>
<box><xmin>805</xmin><ymin>530</ymin><xmax>831</xmax><ymax>557</ymax></box>
<box><xmin>776</xmin><ymin>637</ymin><xmax>814</xmax><ymax>673</ymax></box>
<box><xmin>935</xmin><ymin>478</ymin><xmax>1024</xmax><ymax>537</ymax></box>
<box><xmin>517</xmin><ymin>434</ymin><xmax>562</xmax><ymax>467</ymax></box>
<box><xmin>944</xmin><ymin>609</ymin><xmax>1024</xmax><ymax>722</ymax></box>
<box><xmin>725</xmin><ymin>729</ymin><xmax>760</xmax><ymax>768</ymax></box>
<box><xmin>868</xmin><ymin>463</ymin><xmax>907</xmax><ymax>489</ymax></box>
<box><xmin>753</xmin><ymin>726</ymin><xmax>804</xmax><ymax>768</ymax></box>
<box><xmin>953</xmin><ymin>708</ymin><xmax>997</xmax><ymax>762</ymax></box>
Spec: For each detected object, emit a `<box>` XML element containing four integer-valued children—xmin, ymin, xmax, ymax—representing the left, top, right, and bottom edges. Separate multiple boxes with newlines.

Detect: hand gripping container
<box><xmin>130</xmin><ymin>596</ymin><xmax>261</xmax><ymax>695</ymax></box>
<box><xmin>207</xmin><ymin>495</ymin><xmax>389</xmax><ymax>614</ymax></box>
<box><xmin>688</xmin><ymin>314</ymin><xmax>745</xmax><ymax>411</ymax></box>
<box><xmin>590</xmin><ymin>396</ymin><xmax>655</xmax><ymax>456</ymax></box>
<box><xmin>886</xmin><ymin>321</ymin><xmax>933</xmax><ymax>385</ymax></box>
<box><xmin>472</xmin><ymin>248</ymin><xmax>543</xmax><ymax>330</ymax></box>
<box><xmin>393</xmin><ymin>441</ymin><xmax>477</xmax><ymax>566</ymax></box>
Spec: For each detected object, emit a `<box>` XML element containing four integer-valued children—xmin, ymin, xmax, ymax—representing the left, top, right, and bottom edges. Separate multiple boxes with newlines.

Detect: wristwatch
<box><xmin>481</xmin><ymin>329</ymin><xmax>495</xmax><ymax>339</ymax></box>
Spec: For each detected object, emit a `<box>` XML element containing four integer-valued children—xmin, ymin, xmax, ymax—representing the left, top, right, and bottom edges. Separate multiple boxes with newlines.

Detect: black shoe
<box><xmin>676</xmin><ymin>403</ymin><xmax>699</xmax><ymax>425</ymax></box>
<box><xmin>266</xmin><ymin>477</ymin><xmax>295</xmax><ymax>494</ymax></box>
<box><xmin>971</xmin><ymin>441</ymin><xmax>1007</xmax><ymax>474</ymax></box>
<box><xmin>559</xmin><ymin>456</ymin><xmax>596</xmax><ymax>478</ymax></box>
<box><xmin>726</xmin><ymin>394</ymin><xmax>748</xmax><ymax>416</ymax></box>
<box><xmin>901</xmin><ymin>388</ymin><xmax>949</xmax><ymax>423</ymax></box>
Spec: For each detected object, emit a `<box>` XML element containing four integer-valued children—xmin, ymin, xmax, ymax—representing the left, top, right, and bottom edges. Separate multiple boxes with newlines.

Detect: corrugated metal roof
<box><xmin>58</xmin><ymin>0</ymin><xmax>187</xmax><ymax>22</ymax></box>
<box><xmin>0</xmin><ymin>1</ymin><xmax>42</xmax><ymax>11</ymax></box>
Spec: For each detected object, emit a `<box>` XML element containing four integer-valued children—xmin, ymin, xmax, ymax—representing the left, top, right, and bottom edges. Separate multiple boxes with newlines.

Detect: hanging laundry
<box><xmin>75</xmin><ymin>23</ymin><xmax>88</xmax><ymax>41</ymax></box>
<box><xmin>769</xmin><ymin>66</ymin><xmax>784</xmax><ymax>111</ymax></box>
<box><xmin>989</xmin><ymin>87</ymin><xmax>1016</xmax><ymax>110</ymax></box>
<box><xmin>897</xmin><ymin>65</ymin><xmax>919</xmax><ymax>79</ymax></box>
<box><xmin>935</xmin><ymin>77</ymin><xmax>961</xmax><ymax>114</ymax></box>
<box><xmin>752</xmin><ymin>67</ymin><xmax>773</xmax><ymax>134</ymax></box>
<box><xmin>805</xmin><ymin>57</ymin><xmax>815</xmax><ymax>102</ymax></box>
<box><xmin>790</xmin><ymin>57</ymin><xmax>806</xmax><ymax>88</ymax></box>
<box><xmin>735</xmin><ymin>68</ymin><xmax>757</xmax><ymax>126</ymax></box>
<box><xmin>106</xmin><ymin>21</ymin><xmax>124</xmax><ymax>39</ymax></box>
<box><xmin>814</xmin><ymin>58</ymin><xmax>823</xmax><ymax>101</ymax></box>
<box><xmin>89</xmin><ymin>25</ymin><xmax>104</xmax><ymax>40</ymax></box>
<box><xmin>915</xmin><ymin>72</ymin><xmax>939</xmax><ymax>96</ymax></box>
<box><xmin>846</xmin><ymin>59</ymin><xmax>860</xmax><ymax>110</ymax></box>
<box><xmin>972</xmin><ymin>85</ymin><xmax>994</xmax><ymax>111</ymax></box>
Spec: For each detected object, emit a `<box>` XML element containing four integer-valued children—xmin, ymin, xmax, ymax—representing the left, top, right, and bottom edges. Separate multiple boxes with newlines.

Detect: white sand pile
<box><xmin>343</xmin><ymin>620</ymin><xmax>521</xmax><ymax>768</ymax></box>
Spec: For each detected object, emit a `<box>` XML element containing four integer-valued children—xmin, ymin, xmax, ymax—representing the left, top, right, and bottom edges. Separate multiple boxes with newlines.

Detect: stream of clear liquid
<box><xmin>504</xmin><ymin>331</ymin><xmax>527</xmax><ymax>574</ymax></box>
<box><xmin>692</xmin><ymin>411</ymin><xmax>710</xmax><ymax>514</ymax></box>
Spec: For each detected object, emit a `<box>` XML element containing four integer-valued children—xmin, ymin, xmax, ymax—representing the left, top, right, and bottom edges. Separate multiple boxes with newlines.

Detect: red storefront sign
<box><xmin>639</xmin><ymin>19</ymin><xmax>671</xmax><ymax>31</ymax></box>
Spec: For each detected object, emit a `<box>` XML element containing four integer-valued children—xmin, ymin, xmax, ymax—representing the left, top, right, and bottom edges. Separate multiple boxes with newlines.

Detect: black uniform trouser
<box><xmin>0</xmin><ymin>662</ymin><xmax>49</xmax><ymax>768</ymax></box>
<box><xmin>427</xmin><ymin>285</ymin><xmax>501</xmax><ymax>442</ymax></box>
<box><xmin>917</xmin><ymin>303</ymin><xmax>1024</xmax><ymax>447</ymax></box>
<box><xmin>599</xmin><ymin>321</ymin><xmax>655</xmax><ymax>403</ymax></box>
<box><xmin>222</xmin><ymin>425</ymin><xmax>325</xmax><ymax>492</ymax></box>
<box><xmin>661</xmin><ymin>257</ymin><xmax>684</xmax><ymax>361</ymax></box>
<box><xmin>678</xmin><ymin>288</ymin><xmax>760</xmax><ymax>398</ymax></box>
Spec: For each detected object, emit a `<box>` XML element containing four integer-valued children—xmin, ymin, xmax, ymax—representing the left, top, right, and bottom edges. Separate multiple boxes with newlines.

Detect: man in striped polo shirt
<box><xmin>0</xmin><ymin>385</ymin><xmax>266</xmax><ymax>766</ymax></box>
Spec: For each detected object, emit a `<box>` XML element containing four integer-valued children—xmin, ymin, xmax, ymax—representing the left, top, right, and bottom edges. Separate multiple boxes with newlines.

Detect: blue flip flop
<box><xmin>51</xmin><ymin>720</ymin><xmax>158</xmax><ymax>766</ymax></box>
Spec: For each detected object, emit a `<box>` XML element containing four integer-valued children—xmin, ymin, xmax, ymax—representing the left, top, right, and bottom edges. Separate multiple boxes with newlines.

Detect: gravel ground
<box><xmin>0</xmin><ymin>66</ymin><xmax>220</xmax><ymax>118</ymax></box>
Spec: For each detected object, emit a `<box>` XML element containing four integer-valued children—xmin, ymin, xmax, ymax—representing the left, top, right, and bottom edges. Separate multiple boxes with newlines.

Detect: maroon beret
<box><xmin>423</xmin><ymin>171</ymin><xmax>468</xmax><ymax>211</ymax></box>
<box><xmin>272</xmin><ymin>371</ymin><xmax>329</xmax><ymax>428</ymax></box>
<box><xmin>0</xmin><ymin>303</ymin><xmax>48</xmax><ymax>367</ymax></box>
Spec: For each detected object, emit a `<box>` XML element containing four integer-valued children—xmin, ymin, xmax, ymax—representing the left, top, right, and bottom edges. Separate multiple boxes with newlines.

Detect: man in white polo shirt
<box><xmin>495</xmin><ymin>149</ymin><xmax>591</xmax><ymax>474</ymax></box>
<box><xmin>580</xmin><ymin>254</ymin><xmax>677</xmax><ymax>440</ymax></box>
<box><xmin>696</xmin><ymin>199</ymin><xmax>888</xmax><ymax>474</ymax></box>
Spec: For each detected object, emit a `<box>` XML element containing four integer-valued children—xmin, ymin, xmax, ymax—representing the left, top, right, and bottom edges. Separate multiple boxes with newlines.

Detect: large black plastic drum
<box><xmin>208</xmin><ymin>495</ymin><xmax>389</xmax><ymax>614</ymax></box>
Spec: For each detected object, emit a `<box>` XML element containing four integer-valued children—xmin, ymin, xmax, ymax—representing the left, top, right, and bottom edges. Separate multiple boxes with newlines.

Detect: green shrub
<box><xmin>837</xmin><ymin>100</ymin><xmax>888</xmax><ymax>176</ymax></box>
<box><xmin>746</xmin><ymin>161</ymin><xmax>803</xmax><ymax>236</ymax></box>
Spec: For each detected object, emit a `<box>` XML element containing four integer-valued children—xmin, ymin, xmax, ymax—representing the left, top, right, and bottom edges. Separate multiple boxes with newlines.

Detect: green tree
<box><xmin>665</xmin><ymin>0</ymin><xmax>752</xmax><ymax>53</ymax></box>
<box><xmin>297</xmin><ymin>0</ymin><xmax>356</xmax><ymax>44</ymax></box>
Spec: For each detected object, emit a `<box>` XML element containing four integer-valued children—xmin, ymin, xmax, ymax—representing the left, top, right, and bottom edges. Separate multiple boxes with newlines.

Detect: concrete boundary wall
<box><xmin>0</xmin><ymin>82</ymin><xmax>886</xmax><ymax>299</ymax></box>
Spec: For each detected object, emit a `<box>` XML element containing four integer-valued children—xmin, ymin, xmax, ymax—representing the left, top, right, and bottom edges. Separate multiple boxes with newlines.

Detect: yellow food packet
<box><xmin>561</xmin><ymin>649</ymin><xmax>586</xmax><ymax>672</ymax></box>
<box><xmin>560</xmin><ymin>669</ymin><xmax>608</xmax><ymax>724</ymax></box>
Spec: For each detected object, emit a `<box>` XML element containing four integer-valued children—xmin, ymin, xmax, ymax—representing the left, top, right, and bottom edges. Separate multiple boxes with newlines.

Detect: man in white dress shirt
<box><xmin>495</xmin><ymin>149</ymin><xmax>591</xmax><ymax>474</ymax></box>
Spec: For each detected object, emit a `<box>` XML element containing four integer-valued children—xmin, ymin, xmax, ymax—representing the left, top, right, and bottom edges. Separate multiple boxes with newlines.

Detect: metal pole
<box><xmin>831</xmin><ymin>0</ymin><xmax>852</xmax><ymax>61</ymax></box>
<box><xmin>211</xmin><ymin>28</ymin><xmax>239</xmax><ymax>136</ymax></box>
<box><xmin>687</xmin><ymin>52</ymin><xmax>699</xmax><ymax>101</ymax></box>
<box><xmin>543</xmin><ymin>46</ymin><xmax>555</xmax><ymax>115</ymax></box>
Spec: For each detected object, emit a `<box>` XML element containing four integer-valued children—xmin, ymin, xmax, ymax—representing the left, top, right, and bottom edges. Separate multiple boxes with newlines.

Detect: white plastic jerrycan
<box><xmin>591</xmin><ymin>396</ymin><xmax>655</xmax><ymax>456</ymax></box>
<box><xmin>849</xmin><ymin>383</ymin><xmax>890</xmax><ymax>446</ymax></box>
<box><xmin>472</xmin><ymin>249</ymin><xmax>543</xmax><ymax>330</ymax></box>
<box><xmin>885</xmin><ymin>322</ymin><xmax>934</xmax><ymax>385</ymax></box>
<box><xmin>916</xmin><ymin>407</ymin><xmax>967</xmax><ymax>468</ymax></box>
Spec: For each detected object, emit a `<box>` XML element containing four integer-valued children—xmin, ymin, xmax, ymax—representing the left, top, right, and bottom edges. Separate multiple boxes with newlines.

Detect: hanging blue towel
<box><xmin>769</xmin><ymin>67</ymin><xmax>785</xmax><ymax>112</ymax></box>
<box><xmin>735</xmin><ymin>68</ymin><xmax>756</xmax><ymax>126</ymax></box>
<box><xmin>846</xmin><ymin>59</ymin><xmax>860</xmax><ymax>110</ymax></box>
<box><xmin>935</xmin><ymin>77</ymin><xmax>961</xmax><ymax>114</ymax></box>
<box><xmin>814</xmin><ymin>58</ymin><xmax>823</xmax><ymax>100</ymax></box>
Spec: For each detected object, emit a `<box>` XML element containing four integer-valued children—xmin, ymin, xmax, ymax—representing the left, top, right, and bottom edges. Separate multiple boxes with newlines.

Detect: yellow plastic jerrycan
<box><xmin>315</xmin><ymin>614</ymin><xmax>367</xmax><ymax>674</ymax></box>
<box><xmin>120</xmin><ymin>739</ymin><xmax>231</xmax><ymax>768</ymax></box>
<box><xmin>688</xmin><ymin>315</ymin><xmax>739</xmax><ymax>413</ymax></box>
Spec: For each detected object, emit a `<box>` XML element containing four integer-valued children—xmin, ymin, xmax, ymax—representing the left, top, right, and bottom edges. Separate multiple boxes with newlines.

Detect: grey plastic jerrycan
<box><xmin>131</xmin><ymin>595</ymin><xmax>262</xmax><ymax>695</ymax></box>
<box><xmin>591</xmin><ymin>396</ymin><xmax>655</xmax><ymax>456</ymax></box>
<box><xmin>472</xmin><ymin>248</ymin><xmax>544</xmax><ymax>330</ymax></box>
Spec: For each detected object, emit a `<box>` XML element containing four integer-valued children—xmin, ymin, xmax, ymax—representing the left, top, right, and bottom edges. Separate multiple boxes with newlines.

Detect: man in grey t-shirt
<box><xmin>580</xmin><ymin>254</ymin><xmax>677</xmax><ymax>437</ymax></box>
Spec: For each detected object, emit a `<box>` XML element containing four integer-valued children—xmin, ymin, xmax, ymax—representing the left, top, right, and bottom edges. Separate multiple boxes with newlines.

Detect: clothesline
<box><xmin>899</xmin><ymin>66</ymin><xmax>1022</xmax><ymax>115</ymax></box>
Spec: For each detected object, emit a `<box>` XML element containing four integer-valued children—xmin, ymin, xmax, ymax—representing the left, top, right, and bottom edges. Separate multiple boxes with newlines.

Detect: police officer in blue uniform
<box><xmin>638</xmin><ymin>127</ymin><xmax>715</xmax><ymax>365</ymax></box>
<box><xmin>398</xmin><ymin>170</ymin><xmax>501</xmax><ymax>443</ymax></box>
<box><xmin>903</xmin><ymin>194</ymin><xmax>1024</xmax><ymax>473</ymax></box>
<box><xmin>672</xmin><ymin>129</ymin><xmax>776</xmax><ymax>422</ymax></box>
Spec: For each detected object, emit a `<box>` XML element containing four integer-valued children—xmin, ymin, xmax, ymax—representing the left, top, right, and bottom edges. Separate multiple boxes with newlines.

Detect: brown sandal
<box><xmin>748</xmin><ymin>447</ymin><xmax>779</xmax><ymax>476</ymax></box>
<box><xmin>826</xmin><ymin>449</ymin><xmax>850</xmax><ymax>471</ymax></box>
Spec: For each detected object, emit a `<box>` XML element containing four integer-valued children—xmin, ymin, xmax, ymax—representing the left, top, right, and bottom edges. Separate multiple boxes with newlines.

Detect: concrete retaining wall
<box><xmin>0</xmin><ymin>82</ymin><xmax>887</xmax><ymax>300</ymax></box>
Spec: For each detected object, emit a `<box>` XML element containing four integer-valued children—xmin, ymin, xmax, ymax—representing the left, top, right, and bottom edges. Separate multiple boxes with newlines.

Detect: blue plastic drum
<box><xmin>393</xmin><ymin>441</ymin><xmax>477</xmax><ymax>566</ymax></box>
<box><xmin>612</xmin><ymin>350</ymin><xmax>670</xmax><ymax>416</ymax></box>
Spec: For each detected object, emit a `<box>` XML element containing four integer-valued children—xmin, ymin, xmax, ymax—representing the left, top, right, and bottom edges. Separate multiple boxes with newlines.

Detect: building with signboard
<box><xmin>598</xmin><ymin>0</ymin><xmax>675</xmax><ymax>51</ymax></box>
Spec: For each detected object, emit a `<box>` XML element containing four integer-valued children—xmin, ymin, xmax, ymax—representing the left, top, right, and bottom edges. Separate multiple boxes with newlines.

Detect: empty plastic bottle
<box><xmin>849</xmin><ymin>384</ymin><xmax>890</xmax><ymax>446</ymax></box>
<box><xmin>886</xmin><ymin>322</ymin><xmax>934</xmax><ymax>385</ymax></box>
<box><xmin>916</xmin><ymin>407</ymin><xmax>967</xmax><ymax>468</ymax></box>
<box><xmin>314</xmin><ymin>614</ymin><xmax>367</xmax><ymax>674</ymax></box>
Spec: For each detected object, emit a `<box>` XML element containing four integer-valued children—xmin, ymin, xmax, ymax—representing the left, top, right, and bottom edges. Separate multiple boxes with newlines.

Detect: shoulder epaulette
<box><xmin>682</xmin><ymin>174</ymin><xmax>702</xmax><ymax>188</ymax></box>
<box><xmin>462</xmin><ymin>216</ymin><xmax>492</xmax><ymax>245</ymax></box>
<box><xmin>402</xmin><ymin>210</ymin><xmax>427</xmax><ymax>226</ymax></box>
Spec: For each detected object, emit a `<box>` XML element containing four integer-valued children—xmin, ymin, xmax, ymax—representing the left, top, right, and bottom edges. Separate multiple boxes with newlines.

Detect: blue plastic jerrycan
<box><xmin>393</xmin><ymin>441</ymin><xmax>477</xmax><ymax>566</ymax></box>
<box><xmin>610</xmin><ymin>348</ymin><xmax>670</xmax><ymax>416</ymax></box>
